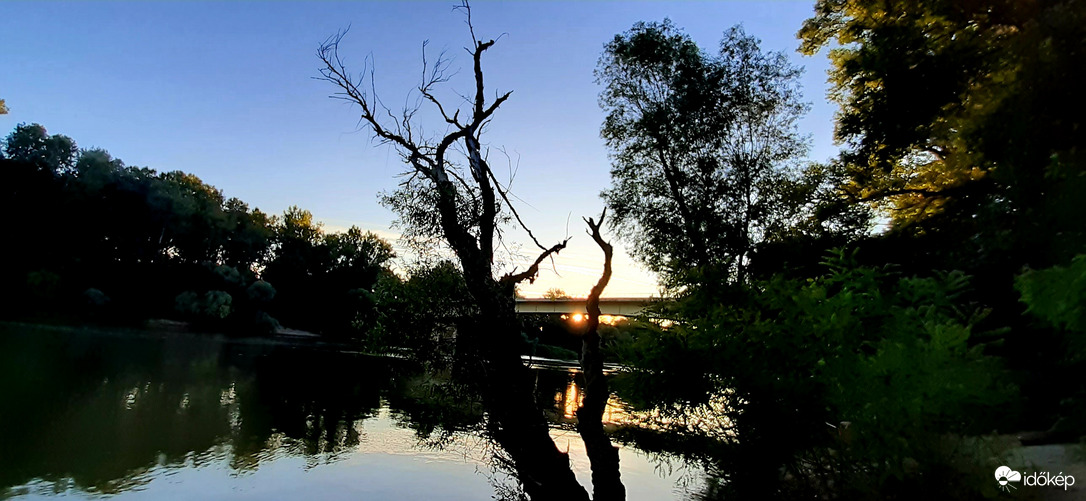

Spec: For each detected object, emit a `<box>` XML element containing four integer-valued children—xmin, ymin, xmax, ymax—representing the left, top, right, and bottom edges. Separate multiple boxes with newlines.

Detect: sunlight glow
<box><xmin>598</xmin><ymin>315</ymin><xmax>625</xmax><ymax>325</ymax></box>
<box><xmin>563</xmin><ymin>382</ymin><xmax>580</xmax><ymax>419</ymax></box>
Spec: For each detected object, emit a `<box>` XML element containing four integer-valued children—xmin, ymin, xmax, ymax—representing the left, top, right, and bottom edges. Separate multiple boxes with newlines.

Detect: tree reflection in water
<box><xmin>0</xmin><ymin>326</ymin><xmax>702</xmax><ymax>500</ymax></box>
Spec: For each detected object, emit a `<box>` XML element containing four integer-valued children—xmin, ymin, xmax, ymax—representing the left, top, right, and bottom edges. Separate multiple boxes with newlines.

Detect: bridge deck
<box><xmin>515</xmin><ymin>297</ymin><xmax>653</xmax><ymax>316</ymax></box>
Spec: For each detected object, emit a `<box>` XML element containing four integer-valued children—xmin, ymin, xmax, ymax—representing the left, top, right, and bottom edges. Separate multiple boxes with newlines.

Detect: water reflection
<box><xmin>0</xmin><ymin>326</ymin><xmax>699</xmax><ymax>500</ymax></box>
<box><xmin>0</xmin><ymin>328</ymin><xmax>389</xmax><ymax>494</ymax></box>
<box><xmin>546</xmin><ymin>372</ymin><xmax>627</xmax><ymax>425</ymax></box>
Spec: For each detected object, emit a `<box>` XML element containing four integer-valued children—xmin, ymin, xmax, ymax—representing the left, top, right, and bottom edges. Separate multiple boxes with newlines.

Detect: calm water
<box><xmin>0</xmin><ymin>325</ymin><xmax>701</xmax><ymax>500</ymax></box>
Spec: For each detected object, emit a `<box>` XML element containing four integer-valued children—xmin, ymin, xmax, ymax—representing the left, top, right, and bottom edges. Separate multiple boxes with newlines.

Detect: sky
<box><xmin>1</xmin><ymin>1</ymin><xmax>839</xmax><ymax>297</ymax></box>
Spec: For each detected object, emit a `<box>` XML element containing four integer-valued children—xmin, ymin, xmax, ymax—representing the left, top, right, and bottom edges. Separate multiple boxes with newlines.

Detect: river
<box><xmin>0</xmin><ymin>324</ymin><xmax>703</xmax><ymax>500</ymax></box>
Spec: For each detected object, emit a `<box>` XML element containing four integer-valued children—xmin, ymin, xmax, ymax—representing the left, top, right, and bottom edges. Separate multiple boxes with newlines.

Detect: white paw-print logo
<box><xmin>995</xmin><ymin>466</ymin><xmax>1022</xmax><ymax>492</ymax></box>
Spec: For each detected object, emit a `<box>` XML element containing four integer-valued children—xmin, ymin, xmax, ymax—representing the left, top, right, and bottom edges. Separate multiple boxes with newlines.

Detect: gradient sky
<box><xmin>1</xmin><ymin>1</ymin><xmax>839</xmax><ymax>297</ymax></box>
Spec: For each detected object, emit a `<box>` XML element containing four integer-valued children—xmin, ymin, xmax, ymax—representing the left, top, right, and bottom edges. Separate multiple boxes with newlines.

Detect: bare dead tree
<box><xmin>576</xmin><ymin>209</ymin><xmax>626</xmax><ymax>500</ymax></box>
<box><xmin>317</xmin><ymin>3</ymin><xmax>586</xmax><ymax>499</ymax></box>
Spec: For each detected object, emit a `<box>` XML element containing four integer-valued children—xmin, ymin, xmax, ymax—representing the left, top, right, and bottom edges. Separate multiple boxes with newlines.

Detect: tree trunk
<box><xmin>473</xmin><ymin>292</ymin><xmax>590</xmax><ymax>501</ymax></box>
<box><xmin>576</xmin><ymin>210</ymin><xmax>626</xmax><ymax>500</ymax></box>
<box><xmin>317</xmin><ymin>9</ymin><xmax>594</xmax><ymax>497</ymax></box>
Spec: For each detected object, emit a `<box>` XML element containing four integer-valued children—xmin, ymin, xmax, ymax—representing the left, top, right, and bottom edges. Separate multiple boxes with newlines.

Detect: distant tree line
<box><xmin>0</xmin><ymin>123</ymin><xmax>394</xmax><ymax>338</ymax></box>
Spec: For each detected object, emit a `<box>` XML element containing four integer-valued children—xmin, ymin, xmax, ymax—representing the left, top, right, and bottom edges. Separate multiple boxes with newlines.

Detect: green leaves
<box><xmin>800</xmin><ymin>0</ymin><xmax>1086</xmax><ymax>248</ymax></box>
<box><xmin>1017</xmin><ymin>255</ymin><xmax>1086</xmax><ymax>333</ymax></box>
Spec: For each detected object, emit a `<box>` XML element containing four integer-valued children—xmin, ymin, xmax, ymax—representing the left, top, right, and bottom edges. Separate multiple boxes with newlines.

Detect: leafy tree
<box><xmin>154</xmin><ymin>171</ymin><xmax>229</xmax><ymax>262</ymax></box>
<box><xmin>799</xmin><ymin>0</ymin><xmax>1086</xmax><ymax>431</ymax></box>
<box><xmin>598</xmin><ymin>22</ymin><xmax>819</xmax><ymax>287</ymax></box>
<box><xmin>541</xmin><ymin>287</ymin><xmax>568</xmax><ymax>300</ymax></box>
<box><xmin>221</xmin><ymin>198</ymin><xmax>275</xmax><ymax>272</ymax></box>
<box><xmin>0</xmin><ymin>123</ymin><xmax>310</xmax><ymax>328</ymax></box>
<box><xmin>0</xmin><ymin>99</ymin><xmax>7</xmax><ymax>114</ymax></box>
<box><xmin>175</xmin><ymin>290</ymin><xmax>233</xmax><ymax>324</ymax></box>
<box><xmin>322</xmin><ymin>226</ymin><xmax>396</xmax><ymax>333</ymax></box>
<box><xmin>368</xmin><ymin>261</ymin><xmax>475</xmax><ymax>361</ymax></box>
<box><xmin>262</xmin><ymin>207</ymin><xmax>394</xmax><ymax>335</ymax></box>
<box><xmin>799</xmin><ymin>0</ymin><xmax>1086</xmax><ymax>260</ymax></box>
<box><xmin>3</xmin><ymin>123</ymin><xmax>77</xmax><ymax>174</ymax></box>
<box><xmin>0</xmin><ymin>125</ymin><xmax>78</xmax><ymax>315</ymax></box>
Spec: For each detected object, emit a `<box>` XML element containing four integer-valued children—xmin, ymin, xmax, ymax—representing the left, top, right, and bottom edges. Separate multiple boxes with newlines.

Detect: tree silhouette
<box><xmin>317</xmin><ymin>3</ymin><xmax>591</xmax><ymax>498</ymax></box>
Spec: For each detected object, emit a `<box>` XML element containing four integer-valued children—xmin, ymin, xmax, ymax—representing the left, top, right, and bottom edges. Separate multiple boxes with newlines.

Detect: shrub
<box><xmin>83</xmin><ymin>288</ymin><xmax>110</xmax><ymax>307</ymax></box>
<box><xmin>175</xmin><ymin>290</ymin><xmax>233</xmax><ymax>324</ymax></box>
<box><xmin>614</xmin><ymin>257</ymin><xmax>1015</xmax><ymax>498</ymax></box>
<box><xmin>245</xmin><ymin>280</ymin><xmax>276</xmax><ymax>304</ymax></box>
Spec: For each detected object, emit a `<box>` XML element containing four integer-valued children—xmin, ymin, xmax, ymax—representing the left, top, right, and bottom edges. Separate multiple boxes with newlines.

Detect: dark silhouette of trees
<box><xmin>541</xmin><ymin>287</ymin><xmax>569</xmax><ymax>300</ymax></box>
<box><xmin>317</xmin><ymin>3</ymin><xmax>606</xmax><ymax>498</ymax></box>
<box><xmin>264</xmin><ymin>207</ymin><xmax>394</xmax><ymax>335</ymax></box>
<box><xmin>0</xmin><ymin>123</ymin><xmax>393</xmax><ymax>337</ymax></box>
<box><xmin>598</xmin><ymin>22</ymin><xmax>825</xmax><ymax>288</ymax></box>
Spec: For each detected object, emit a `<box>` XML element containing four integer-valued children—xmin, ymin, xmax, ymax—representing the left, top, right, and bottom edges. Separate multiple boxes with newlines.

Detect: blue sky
<box><xmin>1</xmin><ymin>1</ymin><xmax>838</xmax><ymax>297</ymax></box>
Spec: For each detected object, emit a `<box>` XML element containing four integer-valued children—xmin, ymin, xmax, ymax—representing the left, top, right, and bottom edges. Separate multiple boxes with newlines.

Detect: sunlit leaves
<box><xmin>800</xmin><ymin>0</ymin><xmax>1086</xmax><ymax>240</ymax></box>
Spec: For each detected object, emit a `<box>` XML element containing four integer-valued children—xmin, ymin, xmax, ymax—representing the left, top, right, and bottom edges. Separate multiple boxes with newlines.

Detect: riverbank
<box><xmin>0</xmin><ymin>319</ymin><xmax>358</xmax><ymax>353</ymax></box>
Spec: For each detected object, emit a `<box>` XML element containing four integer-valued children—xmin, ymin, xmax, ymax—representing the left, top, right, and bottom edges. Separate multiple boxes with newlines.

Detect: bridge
<box><xmin>515</xmin><ymin>297</ymin><xmax>654</xmax><ymax>317</ymax></box>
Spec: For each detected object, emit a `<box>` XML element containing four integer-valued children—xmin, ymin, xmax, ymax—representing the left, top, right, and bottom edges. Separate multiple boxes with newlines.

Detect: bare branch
<box><xmin>501</xmin><ymin>239</ymin><xmax>569</xmax><ymax>285</ymax></box>
<box><xmin>454</xmin><ymin>0</ymin><xmax>479</xmax><ymax>47</ymax></box>
<box><xmin>583</xmin><ymin>208</ymin><xmax>613</xmax><ymax>320</ymax></box>
<box><xmin>316</xmin><ymin>31</ymin><xmax>440</xmax><ymax>180</ymax></box>
<box><xmin>319</xmin><ymin>5</ymin><xmax>531</xmax><ymax>290</ymax></box>
<box><xmin>485</xmin><ymin>161</ymin><xmax>548</xmax><ymax>252</ymax></box>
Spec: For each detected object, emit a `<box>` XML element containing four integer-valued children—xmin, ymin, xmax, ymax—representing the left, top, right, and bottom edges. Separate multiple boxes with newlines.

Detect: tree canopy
<box><xmin>799</xmin><ymin>0</ymin><xmax>1086</xmax><ymax>263</ymax></box>
<box><xmin>0</xmin><ymin>123</ymin><xmax>394</xmax><ymax>337</ymax></box>
<box><xmin>598</xmin><ymin>22</ymin><xmax>818</xmax><ymax>287</ymax></box>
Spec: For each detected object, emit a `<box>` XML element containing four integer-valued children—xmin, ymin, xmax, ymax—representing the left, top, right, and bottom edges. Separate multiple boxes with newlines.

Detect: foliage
<box><xmin>26</xmin><ymin>271</ymin><xmax>61</xmax><ymax>301</ymax></box>
<box><xmin>1017</xmin><ymin>255</ymin><xmax>1086</xmax><ymax>335</ymax></box>
<box><xmin>367</xmin><ymin>261</ymin><xmax>476</xmax><ymax>362</ymax></box>
<box><xmin>2</xmin><ymin>123</ymin><xmax>77</xmax><ymax>173</ymax></box>
<box><xmin>175</xmin><ymin>290</ymin><xmax>233</xmax><ymax>323</ymax></box>
<box><xmin>796</xmin><ymin>0</ymin><xmax>1086</xmax><ymax>436</ymax></box>
<box><xmin>82</xmin><ymin>288</ymin><xmax>110</xmax><ymax>307</ymax></box>
<box><xmin>263</xmin><ymin>208</ymin><xmax>394</xmax><ymax>336</ymax></box>
<box><xmin>0</xmin><ymin>123</ymin><xmax>392</xmax><ymax>337</ymax></box>
<box><xmin>245</xmin><ymin>280</ymin><xmax>276</xmax><ymax>305</ymax></box>
<box><xmin>541</xmin><ymin>288</ymin><xmax>568</xmax><ymax>300</ymax></box>
<box><xmin>799</xmin><ymin>0</ymin><xmax>1086</xmax><ymax>257</ymax></box>
<box><xmin>613</xmin><ymin>258</ymin><xmax>1013</xmax><ymax>497</ymax></box>
<box><xmin>1016</xmin><ymin>255</ymin><xmax>1086</xmax><ymax>432</ymax></box>
<box><xmin>598</xmin><ymin>21</ymin><xmax>854</xmax><ymax>287</ymax></box>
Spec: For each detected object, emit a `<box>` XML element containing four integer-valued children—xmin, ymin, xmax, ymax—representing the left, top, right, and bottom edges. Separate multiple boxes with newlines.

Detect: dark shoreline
<box><xmin>0</xmin><ymin>319</ymin><xmax>361</xmax><ymax>353</ymax></box>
